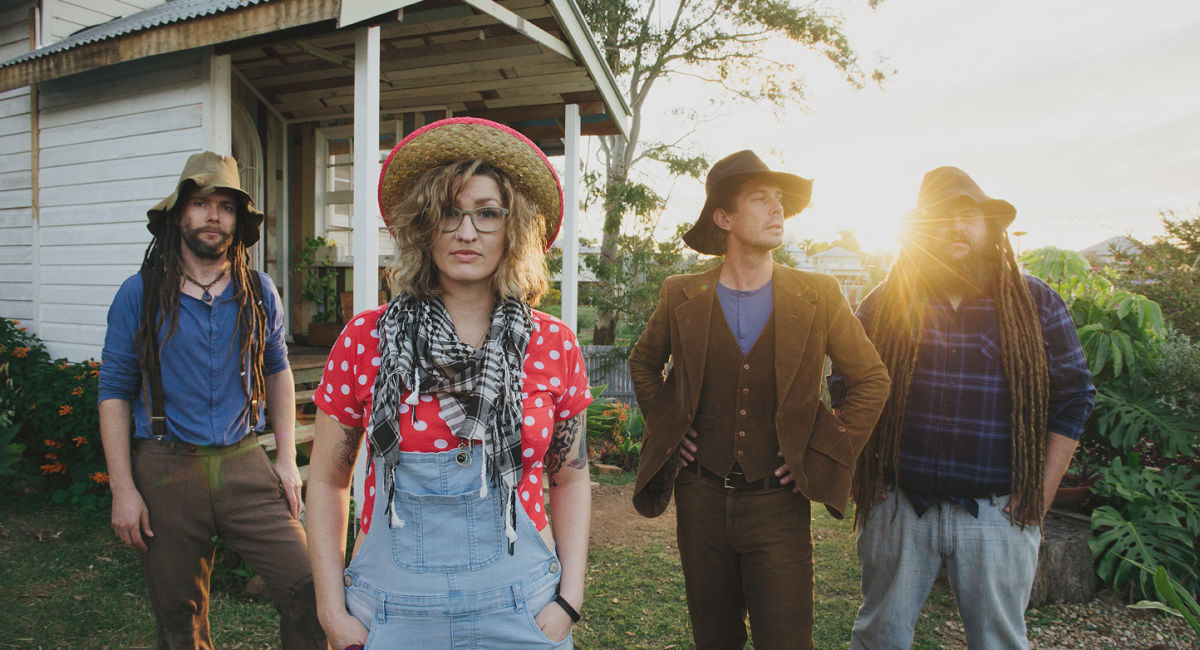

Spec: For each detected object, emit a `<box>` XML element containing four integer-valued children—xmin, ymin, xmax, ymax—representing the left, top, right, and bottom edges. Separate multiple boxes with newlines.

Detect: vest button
<box><xmin>739</xmin><ymin>409</ymin><xmax>747</xmax><ymax>416</ymax></box>
<box><xmin>742</xmin><ymin>363</ymin><xmax>750</xmax><ymax>370</ymax></box>
<box><xmin>742</xmin><ymin>388</ymin><xmax>749</xmax><ymax>394</ymax></box>
<box><xmin>343</xmin><ymin>574</ymin><xmax>353</xmax><ymax>587</ymax></box>
<box><xmin>738</xmin><ymin>431</ymin><xmax>746</xmax><ymax>438</ymax></box>
<box><xmin>736</xmin><ymin>450</ymin><xmax>745</xmax><ymax>457</ymax></box>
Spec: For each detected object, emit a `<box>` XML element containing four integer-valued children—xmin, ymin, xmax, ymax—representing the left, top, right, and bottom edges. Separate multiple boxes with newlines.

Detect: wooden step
<box><xmin>257</xmin><ymin>422</ymin><xmax>316</xmax><ymax>453</ymax></box>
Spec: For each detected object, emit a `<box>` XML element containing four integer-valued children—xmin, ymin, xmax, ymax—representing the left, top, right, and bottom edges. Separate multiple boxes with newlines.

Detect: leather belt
<box><xmin>689</xmin><ymin>462</ymin><xmax>784</xmax><ymax>490</ymax></box>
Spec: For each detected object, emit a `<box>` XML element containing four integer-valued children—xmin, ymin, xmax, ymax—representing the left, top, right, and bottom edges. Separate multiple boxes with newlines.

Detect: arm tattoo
<box><xmin>337</xmin><ymin>425</ymin><xmax>365</xmax><ymax>468</ymax></box>
<box><xmin>545</xmin><ymin>413</ymin><xmax>586</xmax><ymax>487</ymax></box>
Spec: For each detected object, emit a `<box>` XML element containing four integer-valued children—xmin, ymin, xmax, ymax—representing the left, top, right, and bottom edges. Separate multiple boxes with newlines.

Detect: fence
<box><xmin>581</xmin><ymin>345</ymin><xmax>637</xmax><ymax>406</ymax></box>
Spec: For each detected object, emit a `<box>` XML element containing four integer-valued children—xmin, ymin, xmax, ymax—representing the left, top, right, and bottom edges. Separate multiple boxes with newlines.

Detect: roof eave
<box><xmin>547</xmin><ymin>0</ymin><xmax>631</xmax><ymax>141</ymax></box>
<box><xmin>0</xmin><ymin>0</ymin><xmax>339</xmax><ymax>93</ymax></box>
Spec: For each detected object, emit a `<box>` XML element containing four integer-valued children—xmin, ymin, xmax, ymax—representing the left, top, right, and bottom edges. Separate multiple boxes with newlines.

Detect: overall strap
<box><xmin>139</xmin><ymin>269</ymin><xmax>170</xmax><ymax>440</ymax></box>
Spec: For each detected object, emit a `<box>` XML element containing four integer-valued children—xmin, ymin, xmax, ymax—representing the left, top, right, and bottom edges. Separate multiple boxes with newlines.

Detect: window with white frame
<box><xmin>314</xmin><ymin>123</ymin><xmax>399</xmax><ymax>262</ymax></box>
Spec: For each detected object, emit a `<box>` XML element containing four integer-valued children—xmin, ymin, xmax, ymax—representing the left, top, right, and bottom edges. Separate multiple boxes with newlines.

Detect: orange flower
<box><xmin>45</xmin><ymin>452</ymin><xmax>57</xmax><ymax>460</ymax></box>
<box><xmin>58</xmin><ymin>405</ymin><xmax>73</xmax><ymax>416</ymax></box>
<box><xmin>13</xmin><ymin>347</ymin><xmax>28</xmax><ymax>358</ymax></box>
<box><xmin>90</xmin><ymin>370</ymin><xmax>99</xmax><ymax>378</ymax></box>
<box><xmin>40</xmin><ymin>462</ymin><xmax>66</xmax><ymax>475</ymax></box>
<box><xmin>91</xmin><ymin>471</ymin><xmax>109</xmax><ymax>485</ymax></box>
<box><xmin>71</xmin><ymin>386</ymin><xmax>84</xmax><ymax>396</ymax></box>
<box><xmin>56</xmin><ymin>361</ymin><xmax>67</xmax><ymax>370</ymax></box>
<box><xmin>72</xmin><ymin>435</ymin><xmax>87</xmax><ymax>446</ymax></box>
<box><xmin>18</xmin><ymin>326</ymin><xmax>26</xmax><ymax>332</ymax></box>
<box><xmin>88</xmin><ymin>360</ymin><xmax>101</xmax><ymax>369</ymax></box>
<box><xmin>44</xmin><ymin>439</ymin><xmax>63</xmax><ymax>448</ymax></box>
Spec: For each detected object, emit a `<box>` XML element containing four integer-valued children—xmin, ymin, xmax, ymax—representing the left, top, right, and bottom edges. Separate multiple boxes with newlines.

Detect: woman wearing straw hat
<box><xmin>305</xmin><ymin>118</ymin><xmax>593</xmax><ymax>649</ymax></box>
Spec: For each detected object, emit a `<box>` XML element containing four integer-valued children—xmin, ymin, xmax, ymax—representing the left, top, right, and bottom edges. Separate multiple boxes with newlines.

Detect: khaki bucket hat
<box><xmin>147</xmin><ymin>151</ymin><xmax>265</xmax><ymax>246</ymax></box>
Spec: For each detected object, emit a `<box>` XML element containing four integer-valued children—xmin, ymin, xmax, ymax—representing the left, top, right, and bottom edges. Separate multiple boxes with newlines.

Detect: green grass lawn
<box><xmin>0</xmin><ymin>479</ymin><xmax>967</xmax><ymax>649</ymax></box>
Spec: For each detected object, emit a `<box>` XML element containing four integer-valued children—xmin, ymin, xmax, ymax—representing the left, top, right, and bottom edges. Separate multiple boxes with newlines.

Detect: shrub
<box><xmin>0</xmin><ymin>318</ymin><xmax>108</xmax><ymax>510</ymax></box>
<box><xmin>585</xmin><ymin>384</ymin><xmax>642</xmax><ymax>471</ymax></box>
<box><xmin>1025</xmin><ymin>247</ymin><xmax>1200</xmax><ymax>606</ymax></box>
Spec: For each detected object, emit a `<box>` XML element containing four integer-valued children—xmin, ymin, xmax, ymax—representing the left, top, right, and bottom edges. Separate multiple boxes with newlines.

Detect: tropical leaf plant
<box><xmin>1153</xmin><ymin>565</ymin><xmax>1200</xmax><ymax>637</ymax></box>
<box><xmin>1090</xmin><ymin>456</ymin><xmax>1200</xmax><ymax>600</ymax></box>
<box><xmin>1094</xmin><ymin>383</ymin><xmax>1200</xmax><ymax>458</ymax></box>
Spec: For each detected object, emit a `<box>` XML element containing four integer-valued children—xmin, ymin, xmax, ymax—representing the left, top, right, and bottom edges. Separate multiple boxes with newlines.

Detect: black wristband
<box><xmin>553</xmin><ymin>594</ymin><xmax>581</xmax><ymax>623</ymax></box>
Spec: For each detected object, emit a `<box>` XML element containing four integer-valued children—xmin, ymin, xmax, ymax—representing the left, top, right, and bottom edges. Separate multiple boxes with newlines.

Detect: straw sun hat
<box><xmin>377</xmin><ymin>117</ymin><xmax>564</xmax><ymax>251</ymax></box>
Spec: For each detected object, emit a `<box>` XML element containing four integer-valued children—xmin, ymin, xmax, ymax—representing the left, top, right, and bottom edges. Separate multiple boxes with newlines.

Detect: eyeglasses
<box><xmin>440</xmin><ymin>206</ymin><xmax>509</xmax><ymax>233</ymax></box>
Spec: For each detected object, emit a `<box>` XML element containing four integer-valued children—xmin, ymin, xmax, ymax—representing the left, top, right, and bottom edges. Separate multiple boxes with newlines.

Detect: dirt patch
<box><xmin>588</xmin><ymin>483</ymin><xmax>676</xmax><ymax>550</ymax></box>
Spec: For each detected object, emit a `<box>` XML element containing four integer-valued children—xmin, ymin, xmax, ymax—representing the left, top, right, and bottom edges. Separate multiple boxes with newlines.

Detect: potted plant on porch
<box><xmin>296</xmin><ymin>236</ymin><xmax>341</xmax><ymax>346</ymax></box>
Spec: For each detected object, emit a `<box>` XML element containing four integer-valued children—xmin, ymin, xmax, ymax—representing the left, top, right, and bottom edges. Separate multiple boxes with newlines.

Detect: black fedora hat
<box><xmin>910</xmin><ymin>166</ymin><xmax>1015</xmax><ymax>229</ymax></box>
<box><xmin>682</xmin><ymin>150</ymin><xmax>813</xmax><ymax>255</ymax></box>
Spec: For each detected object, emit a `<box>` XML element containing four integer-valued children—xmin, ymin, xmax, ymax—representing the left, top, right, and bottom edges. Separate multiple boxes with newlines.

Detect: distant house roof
<box><xmin>1079</xmin><ymin>235</ymin><xmax>1140</xmax><ymax>260</ymax></box>
<box><xmin>812</xmin><ymin>246</ymin><xmax>863</xmax><ymax>258</ymax></box>
<box><xmin>3</xmin><ymin>0</ymin><xmax>267</xmax><ymax>66</ymax></box>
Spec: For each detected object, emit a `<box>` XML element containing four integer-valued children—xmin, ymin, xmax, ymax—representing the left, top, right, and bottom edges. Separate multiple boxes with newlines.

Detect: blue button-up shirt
<box><xmin>98</xmin><ymin>271</ymin><xmax>289</xmax><ymax>446</ymax></box>
<box><xmin>835</xmin><ymin>274</ymin><xmax>1095</xmax><ymax>516</ymax></box>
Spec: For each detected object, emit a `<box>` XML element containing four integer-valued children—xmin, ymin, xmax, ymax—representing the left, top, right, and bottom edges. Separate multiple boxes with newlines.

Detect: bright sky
<box><xmin>580</xmin><ymin>0</ymin><xmax>1200</xmax><ymax>254</ymax></box>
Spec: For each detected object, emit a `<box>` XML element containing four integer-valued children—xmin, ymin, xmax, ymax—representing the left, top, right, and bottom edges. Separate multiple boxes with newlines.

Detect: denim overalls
<box><xmin>343</xmin><ymin>445</ymin><xmax>571</xmax><ymax>649</ymax></box>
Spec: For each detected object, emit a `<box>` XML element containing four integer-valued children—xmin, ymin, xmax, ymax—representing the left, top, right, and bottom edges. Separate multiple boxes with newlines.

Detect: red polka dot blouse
<box><xmin>315</xmin><ymin>306</ymin><xmax>593</xmax><ymax>533</ymax></box>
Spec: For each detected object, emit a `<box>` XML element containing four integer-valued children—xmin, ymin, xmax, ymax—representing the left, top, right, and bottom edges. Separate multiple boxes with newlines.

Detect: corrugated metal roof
<box><xmin>1</xmin><ymin>0</ymin><xmax>272</xmax><ymax>67</ymax></box>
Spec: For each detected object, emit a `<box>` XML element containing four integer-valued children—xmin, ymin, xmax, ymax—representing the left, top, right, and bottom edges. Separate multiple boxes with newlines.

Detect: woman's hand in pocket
<box><xmin>534</xmin><ymin>600</ymin><xmax>574</xmax><ymax>642</ymax></box>
<box><xmin>323</xmin><ymin>611</ymin><xmax>369</xmax><ymax>650</ymax></box>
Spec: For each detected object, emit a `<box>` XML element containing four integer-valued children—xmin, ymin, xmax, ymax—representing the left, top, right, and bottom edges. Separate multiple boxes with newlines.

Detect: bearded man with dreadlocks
<box><xmin>840</xmin><ymin>167</ymin><xmax>1095</xmax><ymax>649</ymax></box>
<box><xmin>97</xmin><ymin>152</ymin><xmax>325</xmax><ymax>649</ymax></box>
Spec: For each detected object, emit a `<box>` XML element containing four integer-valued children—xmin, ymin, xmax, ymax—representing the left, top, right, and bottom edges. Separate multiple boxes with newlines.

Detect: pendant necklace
<box><xmin>184</xmin><ymin>268</ymin><xmax>226</xmax><ymax>303</ymax></box>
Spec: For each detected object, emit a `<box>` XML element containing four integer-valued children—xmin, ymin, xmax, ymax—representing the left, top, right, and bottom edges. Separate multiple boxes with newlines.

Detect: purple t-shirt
<box><xmin>717</xmin><ymin>278</ymin><xmax>774</xmax><ymax>355</ymax></box>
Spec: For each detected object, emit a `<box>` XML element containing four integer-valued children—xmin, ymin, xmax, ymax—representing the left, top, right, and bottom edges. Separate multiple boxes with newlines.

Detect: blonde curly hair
<box><xmin>385</xmin><ymin>159</ymin><xmax>549</xmax><ymax>305</ymax></box>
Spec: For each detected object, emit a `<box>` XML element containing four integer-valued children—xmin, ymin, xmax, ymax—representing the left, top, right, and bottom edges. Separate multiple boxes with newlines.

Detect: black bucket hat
<box><xmin>682</xmin><ymin>150</ymin><xmax>813</xmax><ymax>255</ymax></box>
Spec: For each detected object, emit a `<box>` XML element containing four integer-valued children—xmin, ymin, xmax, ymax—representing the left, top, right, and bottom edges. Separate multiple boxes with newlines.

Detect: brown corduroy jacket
<box><xmin>628</xmin><ymin>264</ymin><xmax>891</xmax><ymax>518</ymax></box>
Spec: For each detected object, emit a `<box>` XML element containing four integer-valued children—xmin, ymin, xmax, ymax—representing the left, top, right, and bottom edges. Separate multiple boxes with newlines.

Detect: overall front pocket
<box><xmin>390</xmin><ymin>488</ymin><xmax>504</xmax><ymax>572</ymax></box>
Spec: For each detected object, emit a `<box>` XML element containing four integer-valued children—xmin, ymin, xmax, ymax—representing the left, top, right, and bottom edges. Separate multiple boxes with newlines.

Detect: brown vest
<box><xmin>692</xmin><ymin>300</ymin><xmax>779</xmax><ymax>482</ymax></box>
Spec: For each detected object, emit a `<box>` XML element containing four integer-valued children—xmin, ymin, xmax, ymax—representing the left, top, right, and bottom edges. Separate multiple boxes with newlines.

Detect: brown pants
<box><xmin>132</xmin><ymin>437</ymin><xmax>326</xmax><ymax>650</ymax></box>
<box><xmin>674</xmin><ymin>469</ymin><xmax>815</xmax><ymax>650</ymax></box>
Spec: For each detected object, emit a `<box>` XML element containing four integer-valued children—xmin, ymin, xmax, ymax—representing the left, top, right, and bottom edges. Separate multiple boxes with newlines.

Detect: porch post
<box><xmin>207</xmin><ymin>51</ymin><xmax>232</xmax><ymax>155</ymax></box>
<box><xmin>352</xmin><ymin>25</ymin><xmax>380</xmax><ymax>315</ymax></box>
<box><xmin>560</xmin><ymin>103</ymin><xmax>580</xmax><ymax>332</ymax></box>
<box><xmin>351</xmin><ymin>24</ymin><xmax>380</xmax><ymax>525</ymax></box>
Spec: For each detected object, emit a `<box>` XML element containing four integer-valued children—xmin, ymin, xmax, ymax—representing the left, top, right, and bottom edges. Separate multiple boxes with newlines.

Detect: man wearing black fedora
<box><xmin>840</xmin><ymin>167</ymin><xmax>1094</xmax><ymax>648</ymax></box>
<box><xmin>629</xmin><ymin>150</ymin><xmax>890</xmax><ymax>648</ymax></box>
<box><xmin>98</xmin><ymin>152</ymin><xmax>325</xmax><ymax>648</ymax></box>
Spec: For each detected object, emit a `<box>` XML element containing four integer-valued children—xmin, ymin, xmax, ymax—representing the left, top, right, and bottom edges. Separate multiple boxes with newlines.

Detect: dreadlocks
<box><xmin>853</xmin><ymin>226</ymin><xmax>1051</xmax><ymax>528</ymax></box>
<box><xmin>136</xmin><ymin>191</ymin><xmax>269</xmax><ymax>429</ymax></box>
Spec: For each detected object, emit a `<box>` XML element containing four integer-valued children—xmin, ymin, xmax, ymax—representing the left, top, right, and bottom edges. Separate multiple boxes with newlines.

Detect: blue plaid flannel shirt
<box><xmin>833</xmin><ymin>274</ymin><xmax>1095</xmax><ymax>517</ymax></box>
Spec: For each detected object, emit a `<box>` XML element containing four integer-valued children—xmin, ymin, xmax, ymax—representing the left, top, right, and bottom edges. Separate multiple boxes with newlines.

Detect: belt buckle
<box><xmin>723</xmin><ymin>471</ymin><xmax>743</xmax><ymax>490</ymax></box>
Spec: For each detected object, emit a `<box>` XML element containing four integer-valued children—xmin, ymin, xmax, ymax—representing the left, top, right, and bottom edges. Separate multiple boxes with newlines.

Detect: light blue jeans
<box><xmin>851</xmin><ymin>491</ymin><xmax>1040</xmax><ymax>650</ymax></box>
<box><xmin>343</xmin><ymin>449</ymin><xmax>570</xmax><ymax>649</ymax></box>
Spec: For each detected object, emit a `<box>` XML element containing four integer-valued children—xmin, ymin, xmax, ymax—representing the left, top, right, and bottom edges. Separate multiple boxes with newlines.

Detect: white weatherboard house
<box><xmin>0</xmin><ymin>0</ymin><xmax>630</xmax><ymax>362</ymax></box>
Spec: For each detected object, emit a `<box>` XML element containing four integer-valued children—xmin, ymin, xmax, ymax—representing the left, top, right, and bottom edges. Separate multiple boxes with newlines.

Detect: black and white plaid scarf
<box><xmin>368</xmin><ymin>294</ymin><xmax>531</xmax><ymax>551</ymax></box>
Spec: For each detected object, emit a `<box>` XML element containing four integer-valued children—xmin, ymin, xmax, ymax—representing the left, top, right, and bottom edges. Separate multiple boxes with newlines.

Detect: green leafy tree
<box><xmin>578</xmin><ymin>0</ymin><xmax>889</xmax><ymax>344</ymax></box>
<box><xmin>581</xmin><ymin>221</ymin><xmax>702</xmax><ymax>346</ymax></box>
<box><xmin>1117</xmin><ymin>209</ymin><xmax>1200</xmax><ymax>340</ymax></box>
